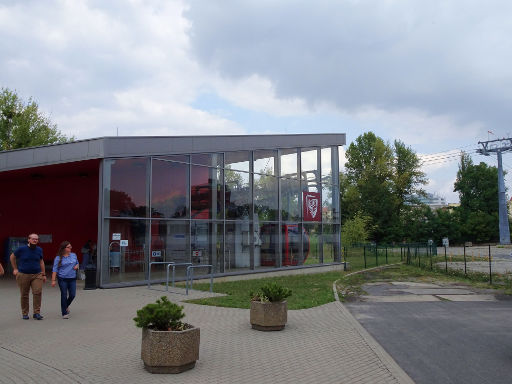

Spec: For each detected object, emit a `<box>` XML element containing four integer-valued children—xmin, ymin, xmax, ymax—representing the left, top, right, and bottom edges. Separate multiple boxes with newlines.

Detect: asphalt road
<box><xmin>345</xmin><ymin>300</ymin><xmax>512</xmax><ymax>384</ymax></box>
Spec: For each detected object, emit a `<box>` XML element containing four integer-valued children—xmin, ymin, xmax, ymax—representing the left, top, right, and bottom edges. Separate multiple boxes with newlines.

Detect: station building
<box><xmin>0</xmin><ymin>134</ymin><xmax>345</xmax><ymax>287</ymax></box>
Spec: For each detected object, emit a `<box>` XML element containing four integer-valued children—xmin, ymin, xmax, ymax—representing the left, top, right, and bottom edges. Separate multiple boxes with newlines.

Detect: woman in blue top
<box><xmin>51</xmin><ymin>241</ymin><xmax>79</xmax><ymax>319</ymax></box>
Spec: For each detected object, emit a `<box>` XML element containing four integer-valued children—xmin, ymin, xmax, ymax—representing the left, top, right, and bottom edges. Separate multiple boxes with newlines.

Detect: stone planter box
<box><xmin>141</xmin><ymin>326</ymin><xmax>200</xmax><ymax>373</ymax></box>
<box><xmin>250</xmin><ymin>300</ymin><xmax>287</xmax><ymax>331</ymax></box>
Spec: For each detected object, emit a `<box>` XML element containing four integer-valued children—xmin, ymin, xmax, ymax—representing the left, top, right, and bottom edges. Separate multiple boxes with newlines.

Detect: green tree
<box><xmin>392</xmin><ymin>139</ymin><xmax>427</xmax><ymax>210</ymax></box>
<box><xmin>343</xmin><ymin>132</ymin><xmax>395</xmax><ymax>241</ymax></box>
<box><xmin>340</xmin><ymin>212</ymin><xmax>371</xmax><ymax>246</ymax></box>
<box><xmin>453</xmin><ymin>152</ymin><xmax>500</xmax><ymax>242</ymax></box>
<box><xmin>342</xmin><ymin>132</ymin><xmax>426</xmax><ymax>242</ymax></box>
<box><xmin>0</xmin><ymin>88</ymin><xmax>71</xmax><ymax>151</ymax></box>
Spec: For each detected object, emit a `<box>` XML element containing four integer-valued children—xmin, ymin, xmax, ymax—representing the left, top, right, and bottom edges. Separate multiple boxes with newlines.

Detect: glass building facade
<box><xmin>100</xmin><ymin>146</ymin><xmax>341</xmax><ymax>286</ymax></box>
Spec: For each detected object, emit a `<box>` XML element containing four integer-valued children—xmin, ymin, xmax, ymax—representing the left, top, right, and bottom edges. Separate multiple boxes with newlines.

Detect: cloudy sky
<box><xmin>2</xmin><ymin>0</ymin><xmax>511</xmax><ymax>202</ymax></box>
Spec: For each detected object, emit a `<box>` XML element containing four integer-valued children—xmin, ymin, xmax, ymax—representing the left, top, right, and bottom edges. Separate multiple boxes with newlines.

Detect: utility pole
<box><xmin>477</xmin><ymin>138</ymin><xmax>512</xmax><ymax>244</ymax></box>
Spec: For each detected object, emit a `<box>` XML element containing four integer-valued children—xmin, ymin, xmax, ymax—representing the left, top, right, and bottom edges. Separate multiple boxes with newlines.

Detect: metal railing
<box><xmin>147</xmin><ymin>261</ymin><xmax>192</xmax><ymax>293</ymax></box>
<box><xmin>147</xmin><ymin>261</ymin><xmax>213</xmax><ymax>295</ymax></box>
<box><xmin>186</xmin><ymin>264</ymin><xmax>213</xmax><ymax>295</ymax></box>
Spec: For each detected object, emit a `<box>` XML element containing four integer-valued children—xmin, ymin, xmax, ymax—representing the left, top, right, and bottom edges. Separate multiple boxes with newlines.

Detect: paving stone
<box><xmin>0</xmin><ymin>278</ymin><xmax>412</xmax><ymax>384</ymax></box>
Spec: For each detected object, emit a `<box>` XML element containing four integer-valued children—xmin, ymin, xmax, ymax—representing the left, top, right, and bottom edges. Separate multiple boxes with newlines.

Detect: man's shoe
<box><xmin>22</xmin><ymin>315</ymin><xmax>29</xmax><ymax>320</ymax></box>
<box><xmin>33</xmin><ymin>313</ymin><xmax>44</xmax><ymax>320</ymax></box>
<box><xmin>62</xmin><ymin>314</ymin><xmax>69</xmax><ymax>319</ymax></box>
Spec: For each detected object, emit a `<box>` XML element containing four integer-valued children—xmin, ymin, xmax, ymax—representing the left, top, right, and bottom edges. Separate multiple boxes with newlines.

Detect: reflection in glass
<box><xmin>151</xmin><ymin>160</ymin><xmax>189</xmax><ymax>218</ymax></box>
<box><xmin>322</xmin><ymin>225</ymin><xmax>340</xmax><ymax>263</ymax></box>
<box><xmin>301</xmin><ymin>148</ymin><xmax>319</xmax><ymax>184</ymax></box>
<box><xmin>303</xmin><ymin>223</ymin><xmax>321</xmax><ymax>264</ymax></box>
<box><xmin>322</xmin><ymin>147</ymin><xmax>340</xmax><ymax>222</ymax></box>
<box><xmin>259</xmin><ymin>223</ymin><xmax>278</xmax><ymax>268</ymax></box>
<box><xmin>322</xmin><ymin>183</ymin><xmax>333</xmax><ymax>222</ymax></box>
<box><xmin>191</xmin><ymin>166</ymin><xmax>223</xmax><ymax>219</ymax></box>
<box><xmin>254</xmin><ymin>150</ymin><xmax>276</xmax><ymax>175</ymax></box>
<box><xmin>106</xmin><ymin>158</ymin><xmax>149</xmax><ymax>218</ymax></box>
<box><xmin>254</xmin><ymin>173</ymin><xmax>277</xmax><ymax>221</ymax></box>
<box><xmin>191</xmin><ymin>153</ymin><xmax>223</xmax><ymax>168</ymax></box>
<box><xmin>156</xmin><ymin>155</ymin><xmax>189</xmax><ymax>163</ymax></box>
<box><xmin>281</xmin><ymin>224</ymin><xmax>307</xmax><ymax>266</ymax></box>
<box><xmin>225</xmin><ymin>151</ymin><xmax>250</xmax><ymax>172</ymax></box>
<box><xmin>225</xmin><ymin>222</ymin><xmax>252</xmax><ymax>269</ymax></box>
<box><xmin>191</xmin><ymin>222</ymin><xmax>223</xmax><ymax>272</ymax></box>
<box><xmin>225</xmin><ymin>171</ymin><xmax>251</xmax><ymax>219</ymax></box>
<box><xmin>152</xmin><ymin>220</ymin><xmax>190</xmax><ymax>263</ymax></box>
<box><xmin>280</xmin><ymin>178</ymin><xmax>300</xmax><ymax>221</ymax></box>
<box><xmin>103</xmin><ymin>219</ymin><xmax>147</xmax><ymax>284</ymax></box>
<box><xmin>279</xmin><ymin>148</ymin><xmax>298</xmax><ymax>179</ymax></box>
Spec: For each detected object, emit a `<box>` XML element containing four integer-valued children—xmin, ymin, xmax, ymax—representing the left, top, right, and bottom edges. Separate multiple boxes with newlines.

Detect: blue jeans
<box><xmin>57</xmin><ymin>278</ymin><xmax>76</xmax><ymax>316</ymax></box>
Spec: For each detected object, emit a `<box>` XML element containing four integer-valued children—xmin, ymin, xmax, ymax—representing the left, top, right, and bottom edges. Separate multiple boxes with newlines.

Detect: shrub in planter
<box><xmin>250</xmin><ymin>282</ymin><xmax>292</xmax><ymax>331</ymax></box>
<box><xmin>134</xmin><ymin>296</ymin><xmax>199</xmax><ymax>374</ymax></box>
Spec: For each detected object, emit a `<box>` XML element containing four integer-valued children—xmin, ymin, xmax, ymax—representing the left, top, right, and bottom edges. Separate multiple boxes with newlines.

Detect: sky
<box><xmin>2</xmin><ymin>0</ymin><xmax>512</xmax><ymax>203</ymax></box>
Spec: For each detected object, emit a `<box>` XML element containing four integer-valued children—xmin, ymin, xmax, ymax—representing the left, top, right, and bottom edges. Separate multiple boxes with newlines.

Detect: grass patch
<box><xmin>183</xmin><ymin>271</ymin><xmax>344</xmax><ymax>310</ymax></box>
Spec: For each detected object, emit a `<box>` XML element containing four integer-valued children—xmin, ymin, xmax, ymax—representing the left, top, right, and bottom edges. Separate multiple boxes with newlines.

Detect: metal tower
<box><xmin>477</xmin><ymin>138</ymin><xmax>512</xmax><ymax>244</ymax></box>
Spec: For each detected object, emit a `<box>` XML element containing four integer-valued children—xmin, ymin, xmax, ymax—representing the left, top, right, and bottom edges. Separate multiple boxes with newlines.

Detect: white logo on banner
<box><xmin>306</xmin><ymin>194</ymin><xmax>319</xmax><ymax>218</ymax></box>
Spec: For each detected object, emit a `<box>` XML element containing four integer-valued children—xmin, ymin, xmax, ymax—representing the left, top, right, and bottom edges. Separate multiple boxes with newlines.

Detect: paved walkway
<box><xmin>0</xmin><ymin>277</ymin><xmax>413</xmax><ymax>384</ymax></box>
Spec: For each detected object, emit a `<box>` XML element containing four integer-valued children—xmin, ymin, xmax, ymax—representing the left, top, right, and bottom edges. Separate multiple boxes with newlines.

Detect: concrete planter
<box><xmin>141</xmin><ymin>326</ymin><xmax>200</xmax><ymax>373</ymax></box>
<box><xmin>250</xmin><ymin>300</ymin><xmax>287</xmax><ymax>331</ymax></box>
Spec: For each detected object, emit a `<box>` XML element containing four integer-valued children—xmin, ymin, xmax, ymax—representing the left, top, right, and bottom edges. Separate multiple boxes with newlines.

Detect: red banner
<box><xmin>303</xmin><ymin>191</ymin><xmax>321</xmax><ymax>222</ymax></box>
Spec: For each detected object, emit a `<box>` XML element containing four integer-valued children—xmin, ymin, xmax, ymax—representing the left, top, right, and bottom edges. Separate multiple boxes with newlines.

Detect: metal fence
<box><xmin>342</xmin><ymin>243</ymin><xmax>430</xmax><ymax>270</ymax></box>
<box><xmin>404</xmin><ymin>244</ymin><xmax>512</xmax><ymax>285</ymax></box>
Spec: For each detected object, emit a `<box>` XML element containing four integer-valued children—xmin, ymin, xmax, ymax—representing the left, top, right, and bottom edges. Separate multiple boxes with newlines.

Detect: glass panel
<box><xmin>191</xmin><ymin>166</ymin><xmax>223</xmax><ymax>219</ymax></box>
<box><xmin>225</xmin><ymin>171</ymin><xmax>251</xmax><ymax>220</ymax></box>
<box><xmin>322</xmin><ymin>183</ymin><xmax>334</xmax><ymax>222</ymax></box>
<box><xmin>280</xmin><ymin>178</ymin><xmax>300</xmax><ymax>221</ymax></box>
<box><xmin>151</xmin><ymin>160</ymin><xmax>189</xmax><ymax>218</ymax></box>
<box><xmin>281</xmin><ymin>223</ymin><xmax>305</xmax><ymax>266</ymax></box>
<box><xmin>152</xmin><ymin>219</ymin><xmax>190</xmax><ymax>265</ymax></box>
<box><xmin>254</xmin><ymin>150</ymin><xmax>276</xmax><ymax>175</ymax></box>
<box><xmin>323</xmin><ymin>224</ymin><xmax>339</xmax><ymax>263</ymax></box>
<box><xmin>301</xmin><ymin>148</ymin><xmax>319</xmax><ymax>184</ymax></box>
<box><xmin>225</xmin><ymin>222</ymin><xmax>252</xmax><ymax>270</ymax></box>
<box><xmin>258</xmin><ymin>223</ymin><xmax>278</xmax><ymax>268</ymax></box>
<box><xmin>321</xmin><ymin>147</ymin><xmax>332</xmax><ymax>178</ymax></box>
<box><xmin>321</xmin><ymin>147</ymin><xmax>336</xmax><ymax>222</ymax></box>
<box><xmin>303</xmin><ymin>223</ymin><xmax>321</xmax><ymax>265</ymax></box>
<box><xmin>280</xmin><ymin>148</ymin><xmax>298</xmax><ymax>179</ymax></box>
<box><xmin>105</xmin><ymin>158</ymin><xmax>149</xmax><ymax>218</ymax></box>
<box><xmin>254</xmin><ymin>174</ymin><xmax>278</xmax><ymax>221</ymax></box>
<box><xmin>302</xmin><ymin>183</ymin><xmax>320</xmax><ymax>194</ymax></box>
<box><xmin>155</xmin><ymin>155</ymin><xmax>189</xmax><ymax>163</ymax></box>
<box><xmin>103</xmin><ymin>219</ymin><xmax>148</xmax><ymax>284</ymax></box>
<box><xmin>191</xmin><ymin>153</ymin><xmax>223</xmax><ymax>168</ymax></box>
<box><xmin>191</xmin><ymin>221</ymin><xmax>224</xmax><ymax>272</ymax></box>
<box><xmin>225</xmin><ymin>151</ymin><xmax>250</xmax><ymax>172</ymax></box>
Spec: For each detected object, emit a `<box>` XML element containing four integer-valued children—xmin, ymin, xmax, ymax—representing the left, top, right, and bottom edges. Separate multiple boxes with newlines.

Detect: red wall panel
<box><xmin>0</xmin><ymin>160</ymin><xmax>100</xmax><ymax>267</ymax></box>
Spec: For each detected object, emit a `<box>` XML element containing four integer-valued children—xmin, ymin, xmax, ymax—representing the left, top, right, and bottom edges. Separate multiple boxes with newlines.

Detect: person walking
<box><xmin>10</xmin><ymin>233</ymin><xmax>46</xmax><ymax>320</ymax></box>
<box><xmin>51</xmin><ymin>241</ymin><xmax>79</xmax><ymax>319</ymax></box>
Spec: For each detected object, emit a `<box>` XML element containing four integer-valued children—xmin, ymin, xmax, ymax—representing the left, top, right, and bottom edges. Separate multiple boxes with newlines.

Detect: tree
<box><xmin>341</xmin><ymin>132</ymin><xmax>426</xmax><ymax>242</ymax></box>
<box><xmin>341</xmin><ymin>212</ymin><xmax>371</xmax><ymax>246</ymax></box>
<box><xmin>343</xmin><ymin>132</ymin><xmax>395</xmax><ymax>241</ymax></box>
<box><xmin>392</xmin><ymin>139</ymin><xmax>427</xmax><ymax>210</ymax></box>
<box><xmin>453</xmin><ymin>152</ymin><xmax>500</xmax><ymax>242</ymax></box>
<box><xmin>0</xmin><ymin>88</ymin><xmax>71</xmax><ymax>151</ymax></box>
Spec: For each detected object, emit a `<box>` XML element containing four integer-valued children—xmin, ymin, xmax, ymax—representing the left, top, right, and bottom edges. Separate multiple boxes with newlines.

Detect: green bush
<box><xmin>250</xmin><ymin>282</ymin><xmax>292</xmax><ymax>302</ymax></box>
<box><xmin>133</xmin><ymin>296</ymin><xmax>187</xmax><ymax>331</ymax></box>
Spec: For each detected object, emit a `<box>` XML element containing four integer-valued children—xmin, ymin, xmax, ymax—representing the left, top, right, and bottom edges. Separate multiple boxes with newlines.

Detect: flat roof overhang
<box><xmin>0</xmin><ymin>133</ymin><xmax>346</xmax><ymax>172</ymax></box>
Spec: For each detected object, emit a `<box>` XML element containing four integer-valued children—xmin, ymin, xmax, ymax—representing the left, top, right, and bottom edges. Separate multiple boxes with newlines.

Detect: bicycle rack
<box><xmin>147</xmin><ymin>261</ymin><xmax>192</xmax><ymax>293</ymax></box>
<box><xmin>186</xmin><ymin>264</ymin><xmax>213</xmax><ymax>295</ymax></box>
